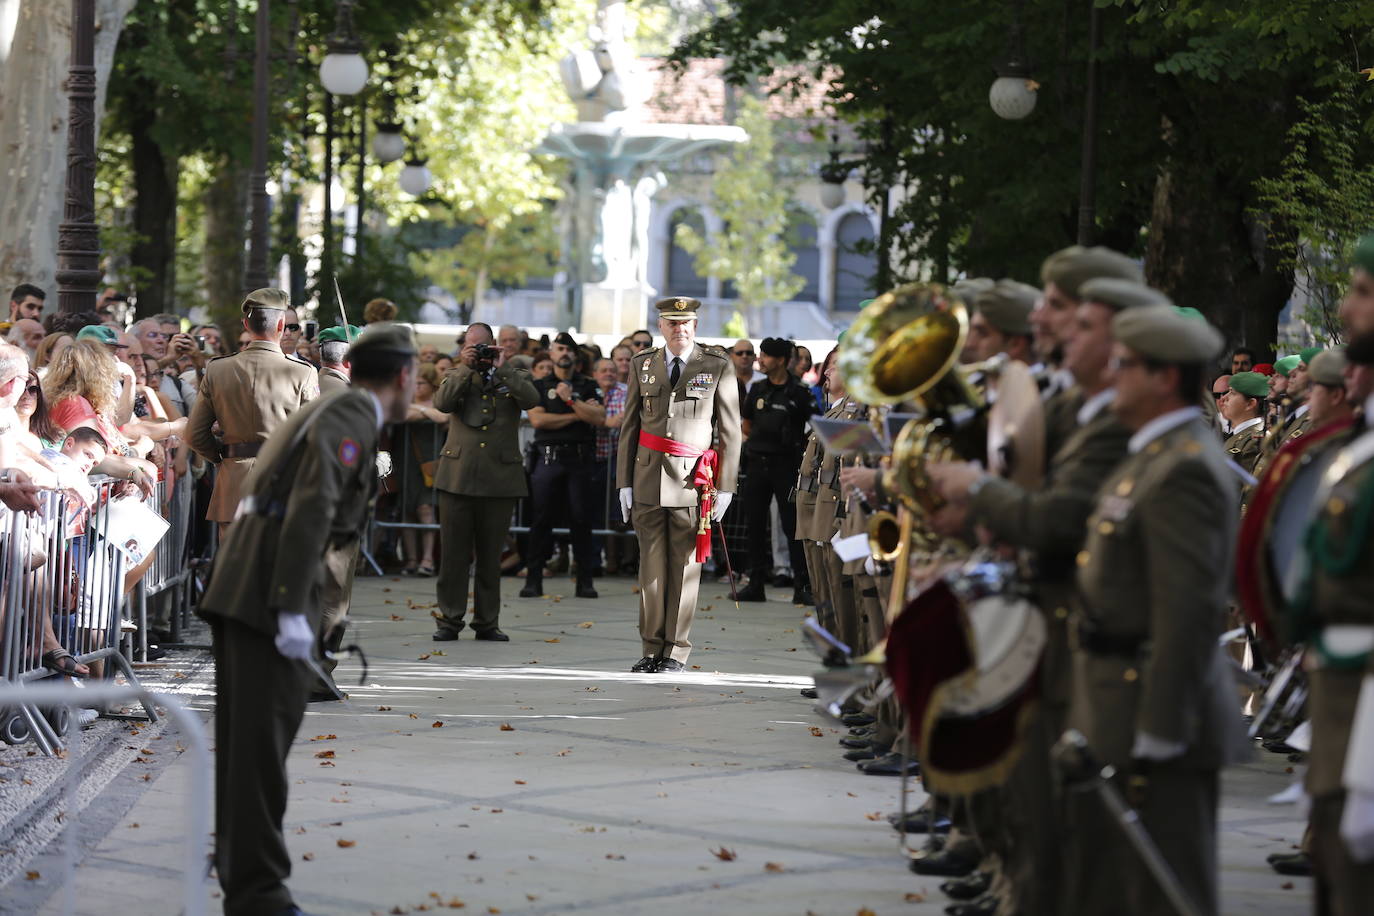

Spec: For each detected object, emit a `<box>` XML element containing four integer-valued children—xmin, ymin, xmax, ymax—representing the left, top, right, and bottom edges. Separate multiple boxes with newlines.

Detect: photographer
<box><xmin>430</xmin><ymin>322</ymin><xmax>538</xmax><ymax>642</ymax></box>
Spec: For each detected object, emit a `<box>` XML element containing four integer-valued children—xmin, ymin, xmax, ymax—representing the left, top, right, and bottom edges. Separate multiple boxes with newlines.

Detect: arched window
<box><xmin>666</xmin><ymin>208</ymin><xmax>709</xmax><ymax>298</ymax></box>
<box><xmin>785</xmin><ymin>207</ymin><xmax>821</xmax><ymax>304</ymax></box>
<box><xmin>834</xmin><ymin>212</ymin><xmax>878</xmax><ymax>310</ymax></box>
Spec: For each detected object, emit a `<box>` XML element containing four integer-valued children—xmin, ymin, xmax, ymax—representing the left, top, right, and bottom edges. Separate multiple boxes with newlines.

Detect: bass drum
<box><xmin>1236</xmin><ymin>417</ymin><xmax>1354</xmax><ymax>645</ymax></box>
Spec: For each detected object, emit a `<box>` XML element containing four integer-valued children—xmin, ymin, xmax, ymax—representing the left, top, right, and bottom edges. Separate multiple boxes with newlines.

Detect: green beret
<box><xmin>1079</xmin><ymin>278</ymin><xmax>1171</xmax><ymax>312</ymax></box>
<box><xmin>1111</xmin><ymin>304</ymin><xmax>1223</xmax><ymax>364</ymax></box>
<box><xmin>1299</xmin><ymin>346</ymin><xmax>1322</xmax><ymax>365</ymax></box>
<box><xmin>241</xmin><ymin>287</ymin><xmax>290</xmax><ymax>314</ymax></box>
<box><xmin>1354</xmin><ymin>233</ymin><xmax>1374</xmax><ymax>276</ymax></box>
<box><xmin>1173</xmin><ymin>306</ymin><xmax>1206</xmax><ymax>322</ymax></box>
<box><xmin>1040</xmin><ymin>246</ymin><xmax>1143</xmax><ymax>300</ymax></box>
<box><xmin>347</xmin><ymin>321</ymin><xmax>417</xmax><ymax>360</ymax></box>
<box><xmin>1228</xmin><ymin>371</ymin><xmax>1269</xmax><ymax>399</ymax></box>
<box><xmin>1274</xmin><ymin>355</ymin><xmax>1301</xmax><ymax>377</ymax></box>
<box><xmin>318</xmin><ymin>325</ymin><xmax>361</xmax><ymax>345</ymax></box>
<box><xmin>1308</xmin><ymin>348</ymin><xmax>1347</xmax><ymax>386</ymax></box>
<box><xmin>972</xmin><ymin>279</ymin><xmax>1038</xmax><ymax>336</ymax></box>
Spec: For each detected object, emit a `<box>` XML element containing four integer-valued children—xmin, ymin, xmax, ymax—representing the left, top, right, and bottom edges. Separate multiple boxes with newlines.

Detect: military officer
<box><xmin>1305</xmin><ymin>349</ymin><xmax>1353</xmax><ymax>432</ymax></box>
<box><xmin>316</xmin><ymin>325</ymin><xmax>358</xmax><ymax>394</ymax></box>
<box><xmin>198</xmin><ymin>323</ymin><xmax>417</xmax><ymax>916</ymax></box>
<box><xmin>188</xmin><ymin>288</ymin><xmax>319</xmax><ymax>533</ymax></box>
<box><xmin>431</xmin><ymin>322</ymin><xmax>539</xmax><ymax>641</ymax></box>
<box><xmin>1219</xmin><ymin>370</ymin><xmax>1269</xmax><ymax>474</ymax></box>
<box><xmin>736</xmin><ymin>337</ymin><xmax>818</xmax><ymax>604</ymax></box>
<box><xmin>616</xmin><ymin>297</ymin><xmax>741</xmax><ymax>673</ymax></box>
<box><xmin>1066</xmin><ymin>305</ymin><xmax>1248</xmax><ymax>916</ymax></box>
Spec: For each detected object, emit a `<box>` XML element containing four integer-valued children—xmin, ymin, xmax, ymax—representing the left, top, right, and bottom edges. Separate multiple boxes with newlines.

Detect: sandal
<box><xmin>416</xmin><ymin>565</ymin><xmax>435</xmax><ymax>577</ymax></box>
<box><xmin>42</xmin><ymin>649</ymin><xmax>90</xmax><ymax>678</ymax></box>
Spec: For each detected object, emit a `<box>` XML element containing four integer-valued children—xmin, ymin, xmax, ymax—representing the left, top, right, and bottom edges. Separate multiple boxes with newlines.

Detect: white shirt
<box><xmin>1230</xmin><ymin>416</ymin><xmax>1263</xmax><ymax>437</ymax></box>
<box><xmin>1076</xmin><ymin>388</ymin><xmax>1115</xmax><ymax>427</ymax></box>
<box><xmin>1293</xmin><ymin>402</ymin><xmax>1310</xmax><ymax>420</ymax></box>
<box><xmin>1128</xmin><ymin>406</ymin><xmax>1202</xmax><ymax>455</ymax></box>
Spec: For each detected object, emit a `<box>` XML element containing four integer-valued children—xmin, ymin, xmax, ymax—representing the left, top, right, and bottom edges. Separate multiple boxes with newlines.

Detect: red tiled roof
<box><xmin>638</xmin><ymin>58</ymin><xmax>835</xmax><ymax>125</ymax></box>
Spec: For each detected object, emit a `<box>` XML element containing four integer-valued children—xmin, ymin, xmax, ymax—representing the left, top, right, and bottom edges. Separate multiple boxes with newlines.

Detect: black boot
<box><xmin>575</xmin><ymin>575</ymin><xmax>598</xmax><ymax>599</ymax></box>
<box><xmin>791</xmin><ymin>584</ymin><xmax>814</xmax><ymax>607</ymax></box>
<box><xmin>519</xmin><ymin>569</ymin><xmax>543</xmax><ymax>598</ymax></box>
<box><xmin>735</xmin><ymin>579</ymin><xmax>767</xmax><ymax>602</ymax></box>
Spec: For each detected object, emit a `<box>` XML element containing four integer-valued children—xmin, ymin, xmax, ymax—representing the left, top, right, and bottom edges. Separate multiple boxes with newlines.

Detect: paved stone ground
<box><xmin>1</xmin><ymin>573</ymin><xmax>1311</xmax><ymax>915</ymax></box>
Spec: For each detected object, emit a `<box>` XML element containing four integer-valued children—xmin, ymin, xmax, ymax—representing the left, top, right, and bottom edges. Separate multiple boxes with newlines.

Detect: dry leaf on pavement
<box><xmin>431</xmin><ymin>721</ymin><xmax>444</xmax><ymax>728</ymax></box>
<box><xmin>764</xmin><ymin>862</ymin><xmax>785</xmax><ymax>872</ymax></box>
<box><xmin>809</xmin><ymin>727</ymin><xmax>824</xmax><ymax>737</ymax></box>
<box><xmin>710</xmin><ymin>847</ymin><xmax>737</xmax><ymax>861</ymax></box>
<box><xmin>499</xmin><ymin>723</ymin><xmax>515</xmax><ymax>731</ymax></box>
<box><xmin>336</xmin><ymin>839</ymin><xmax>356</xmax><ymax>848</ymax></box>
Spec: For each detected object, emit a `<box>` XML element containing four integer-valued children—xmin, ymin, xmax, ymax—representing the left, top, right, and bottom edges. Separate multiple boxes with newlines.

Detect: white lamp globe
<box><xmin>989</xmin><ymin>76</ymin><xmax>1037</xmax><ymax>120</ymax></box>
<box><xmin>320</xmin><ymin>52</ymin><xmax>369</xmax><ymax>96</ymax></box>
<box><xmin>399</xmin><ymin>160</ymin><xmax>432</xmax><ymax>196</ymax></box>
<box><xmin>819</xmin><ymin>181</ymin><xmax>846</xmax><ymax>210</ymax></box>
<box><xmin>371</xmin><ymin>129</ymin><xmax>406</xmax><ymax>164</ymax></box>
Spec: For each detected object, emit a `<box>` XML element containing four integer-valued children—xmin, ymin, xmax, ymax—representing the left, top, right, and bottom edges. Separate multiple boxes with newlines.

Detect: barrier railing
<box><xmin>133</xmin><ymin>473</ymin><xmax>210</xmax><ymax>654</ymax></box>
<box><xmin>0</xmin><ymin>479</ymin><xmax>164</xmax><ymax>755</ymax></box>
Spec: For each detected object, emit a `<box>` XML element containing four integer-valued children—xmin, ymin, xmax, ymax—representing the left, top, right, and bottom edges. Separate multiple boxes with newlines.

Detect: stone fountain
<box><xmin>538</xmin><ymin>0</ymin><xmax>745</xmax><ymax>335</ymax></box>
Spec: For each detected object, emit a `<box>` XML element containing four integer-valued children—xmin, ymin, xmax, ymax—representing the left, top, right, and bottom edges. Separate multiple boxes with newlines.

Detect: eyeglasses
<box><xmin>285</xmin><ymin>323</ymin><xmax>302</xmax><ymax>333</ymax></box>
<box><xmin>732</xmin><ymin>349</ymin><xmax>755</xmax><ymax>357</ymax></box>
<box><xmin>143</xmin><ymin>330</ymin><xmax>171</xmax><ymax>340</ymax></box>
<box><xmin>632</xmin><ymin>340</ymin><xmax>651</xmax><ymax>348</ymax></box>
<box><xmin>24</xmin><ymin>385</ymin><xmax>39</xmax><ymax>395</ymax></box>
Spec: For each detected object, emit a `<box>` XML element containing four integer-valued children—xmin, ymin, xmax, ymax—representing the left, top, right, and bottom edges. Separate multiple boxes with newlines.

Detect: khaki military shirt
<box><xmin>188</xmin><ymin>340</ymin><xmax>320</xmax><ymax>522</ymax></box>
<box><xmin>1042</xmin><ymin>385</ymin><xmax>1085</xmax><ymax>471</ymax></box>
<box><xmin>807</xmin><ymin>397</ymin><xmax>866</xmax><ymax>542</ymax></box>
<box><xmin>617</xmin><ymin>345</ymin><xmax>741</xmax><ymax>507</ymax></box>
<box><xmin>197</xmin><ymin>387</ymin><xmax>378</xmax><ymax>635</ymax></box>
<box><xmin>1222</xmin><ymin>418</ymin><xmax>1265</xmax><ymax>475</ymax></box>
<box><xmin>318</xmin><ymin>365</ymin><xmax>350</xmax><ymax>395</ymax></box>
<box><xmin>432</xmin><ymin>362</ymin><xmax>539</xmax><ymax>498</ymax></box>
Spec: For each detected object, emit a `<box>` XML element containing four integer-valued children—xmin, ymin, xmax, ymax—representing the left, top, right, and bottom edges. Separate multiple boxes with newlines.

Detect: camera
<box><xmin>194</xmin><ymin>335</ymin><xmax>209</xmax><ymax>354</ymax></box>
<box><xmin>475</xmin><ymin>344</ymin><xmax>499</xmax><ymax>361</ymax></box>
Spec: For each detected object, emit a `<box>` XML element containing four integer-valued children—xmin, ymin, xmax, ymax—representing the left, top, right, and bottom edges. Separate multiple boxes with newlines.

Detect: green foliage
<box><xmin>333</xmin><ymin>228</ymin><xmax>433</xmax><ymax>323</ymax></box>
<box><xmin>673</xmin><ymin>95</ymin><xmax>805</xmax><ymax>334</ymax></box>
<box><xmin>1254</xmin><ymin>84</ymin><xmax>1374</xmax><ymax>346</ymax></box>
<box><xmin>412</xmin><ymin>208</ymin><xmax>559</xmax><ymax>309</ymax></box>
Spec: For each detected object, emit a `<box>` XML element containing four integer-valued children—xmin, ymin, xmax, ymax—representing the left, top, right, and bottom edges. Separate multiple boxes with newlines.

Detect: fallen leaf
<box><xmin>377</xmin><ymin>706</ymin><xmax>392</xmax><ymax>711</ymax></box>
<box><xmin>409</xmin><ymin>713</ymin><xmax>419</xmax><ymax>720</ymax></box>
<box><xmin>302</xmin><ymin>851</ymin><xmax>315</xmax><ymax>861</ymax></box>
<box><xmin>330</xmin><ymin>797</ymin><xmax>350</xmax><ymax>804</ymax></box>
<box><xmin>490</xmin><ymin>808</ymin><xmax>504</xmax><ymax>814</ymax></box>
<box><xmin>525</xmin><ymin>895</ymin><xmax>539</xmax><ymax>902</ymax></box>
<box><xmin>544</xmin><ymin>637</ymin><xmax>561</xmax><ymax>643</ymax></box>
<box><xmin>904</xmin><ymin>892</ymin><xmax>926</xmax><ymax>903</ymax></box>
<box><xmin>390</xmin><ymin>614</ymin><xmax>405</xmax><ymax>621</ymax></box>
<box><xmin>315</xmin><ymin>750</ymin><xmax>336</xmax><ymax>759</ymax></box>
<box><xmin>846</xmin><ymin>792</ymin><xmax>857</xmax><ymax>798</ymax></box>
<box><xmin>319</xmin><ymin>760</ymin><xmax>336</xmax><ymax>767</ymax></box>
<box><xmin>1281</xmin><ymin>882</ymin><xmax>1294</xmax><ymax>890</ymax></box>
<box><xmin>487</xmin><ymin>909</ymin><xmax>501</xmax><ymax>915</ymax></box>
<box><xmin>25</xmin><ymin>871</ymin><xmax>40</xmax><ymax>880</ymax></box>
<box><xmin>431</xmin><ymin>721</ymin><xmax>444</xmax><ymax>728</ymax></box>
<box><xmin>418</xmin><ymin>654</ymin><xmax>431</xmax><ymax>660</ymax></box>
<box><xmin>857</xmin><ymin>909</ymin><xmax>877</xmax><ymax>916</ymax></box>
<box><xmin>514</xmin><ymin>779</ymin><xmax>526</xmax><ymax>785</ymax></box>
<box><xmin>864</xmin><ymin>811</ymin><xmax>883</xmax><ymax>821</ymax></box>
<box><xmin>444</xmin><ymin>899</ymin><xmax>466</xmax><ymax>909</ymax></box>
<box><xmin>809</xmin><ymin>727</ymin><xmax>825</xmax><ymax>737</ymax></box>
<box><xmin>311</xmin><ymin>734</ymin><xmax>338</xmax><ymax>742</ymax></box>
<box><xmin>711</xmin><ymin>847</ymin><xmax>737</xmax><ymax>861</ymax></box>
<box><xmin>432</xmin><ymin>650</ymin><xmax>446</xmax><ymax>656</ymax></box>
<box><xmin>764</xmin><ymin>862</ymin><xmax>785</xmax><ymax>872</ymax></box>
<box><xmin>337</xmin><ymin>839</ymin><xmax>356</xmax><ymax>848</ymax></box>
<box><xmin>577</xmin><ymin>621</ymin><xmax>594</xmax><ymax>628</ymax></box>
<box><xmin>499</xmin><ymin>723</ymin><xmax>515</xmax><ymax>731</ymax></box>
<box><xmin>467</xmin><ymin>852</ymin><xmax>479</xmax><ymax>860</ymax></box>
<box><xmin>129</xmin><ymin>823</ymin><xmax>140</xmax><ymax>828</ymax></box>
<box><xmin>556</xmin><ymin>749</ymin><xmax>572</xmax><ymax>756</ymax></box>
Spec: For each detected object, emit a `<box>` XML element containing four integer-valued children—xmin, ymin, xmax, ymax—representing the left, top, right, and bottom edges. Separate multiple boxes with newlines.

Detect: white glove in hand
<box><xmin>618</xmin><ymin>487</ymin><xmax>633</xmax><ymax>523</ymax></box>
<box><xmin>712</xmin><ymin>491</ymin><xmax>733</xmax><ymax>522</ymax></box>
<box><xmin>1131</xmin><ymin>731</ymin><xmax>1187</xmax><ymax>762</ymax></box>
<box><xmin>274</xmin><ymin>612</ymin><xmax>315</xmax><ymax>661</ymax></box>
<box><xmin>1341</xmin><ymin>790</ymin><xmax>1374</xmax><ymax>862</ymax></box>
<box><xmin>376</xmin><ymin>450</ymin><xmax>393</xmax><ymax>478</ymax></box>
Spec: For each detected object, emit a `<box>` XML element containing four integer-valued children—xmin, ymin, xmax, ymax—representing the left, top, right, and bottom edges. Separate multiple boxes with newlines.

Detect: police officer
<box><xmin>521</xmin><ymin>331</ymin><xmax>606</xmax><ymax>599</ymax></box>
<box><xmin>316</xmin><ymin>325</ymin><xmax>358</xmax><ymax>394</ymax></box>
<box><xmin>188</xmin><ymin>288</ymin><xmax>319</xmax><ymax>534</ymax></box>
<box><xmin>198</xmin><ymin>323</ymin><xmax>417</xmax><ymax>916</ymax></box>
<box><xmin>432</xmin><ymin>322</ymin><xmax>539</xmax><ymax>641</ymax></box>
<box><xmin>736</xmin><ymin>337</ymin><xmax>819</xmax><ymax>604</ymax></box>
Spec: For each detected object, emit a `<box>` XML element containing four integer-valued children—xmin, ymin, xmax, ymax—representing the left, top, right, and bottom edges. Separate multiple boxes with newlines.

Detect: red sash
<box><xmin>638</xmin><ymin>431</ymin><xmax>719</xmax><ymax>562</ymax></box>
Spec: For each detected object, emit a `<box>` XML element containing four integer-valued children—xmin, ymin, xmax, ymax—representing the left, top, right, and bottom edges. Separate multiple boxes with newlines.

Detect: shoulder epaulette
<box><xmin>699</xmin><ymin>344</ymin><xmax>729</xmax><ymax>359</ymax></box>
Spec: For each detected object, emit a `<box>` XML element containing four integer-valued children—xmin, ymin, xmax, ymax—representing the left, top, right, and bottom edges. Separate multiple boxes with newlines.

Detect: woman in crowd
<box><xmin>531</xmin><ymin>351</ymin><xmax>554</xmax><ymax>380</ymax></box>
<box><xmin>34</xmin><ymin>332</ymin><xmax>73</xmax><ymax>375</ymax></box>
<box><xmin>398</xmin><ymin>363</ymin><xmax>445</xmax><ymax>576</ymax></box>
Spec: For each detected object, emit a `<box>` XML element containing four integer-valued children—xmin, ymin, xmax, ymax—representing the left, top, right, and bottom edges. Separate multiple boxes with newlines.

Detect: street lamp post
<box><xmin>55</xmin><ymin>0</ymin><xmax>102</xmax><ymax>314</ymax></box>
<box><xmin>244</xmin><ymin>0</ymin><xmax>272</xmax><ymax>293</ymax></box>
<box><xmin>1076</xmin><ymin>2</ymin><xmax>1101</xmax><ymax>246</ymax></box>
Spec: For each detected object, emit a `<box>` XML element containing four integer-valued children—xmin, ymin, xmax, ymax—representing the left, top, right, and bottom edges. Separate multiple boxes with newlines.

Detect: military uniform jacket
<box><xmin>806</xmin><ymin>397</ymin><xmax>865</xmax><ymax>543</ymax></box>
<box><xmin>1222</xmin><ymin>419</ymin><xmax>1265</xmax><ymax>475</ymax></box>
<box><xmin>793</xmin><ymin>411</ymin><xmax>825</xmax><ymax>541</ymax></box>
<box><xmin>617</xmin><ymin>345</ymin><xmax>741</xmax><ymax>508</ymax></box>
<box><xmin>188</xmin><ymin>340</ymin><xmax>320</xmax><ymax>521</ymax></box>
<box><xmin>1301</xmin><ymin>425</ymin><xmax>1374</xmax><ymax>796</ymax></box>
<box><xmin>1072</xmin><ymin>415</ymin><xmax>1248</xmax><ymax>770</ymax></box>
<box><xmin>197</xmin><ymin>387</ymin><xmax>378</xmax><ymax>636</ymax></box>
<box><xmin>318</xmin><ymin>365</ymin><xmax>350</xmax><ymax>395</ymax></box>
<box><xmin>433</xmin><ymin>362</ymin><xmax>539</xmax><ymax>498</ymax></box>
<box><xmin>1042</xmin><ymin>385</ymin><xmax>1085</xmax><ymax>471</ymax></box>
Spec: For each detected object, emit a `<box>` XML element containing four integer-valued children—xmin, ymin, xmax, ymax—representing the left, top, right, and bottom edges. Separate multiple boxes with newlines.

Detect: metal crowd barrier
<box><xmin>133</xmin><ymin>474</ymin><xmax>209</xmax><ymax>654</ymax></box>
<box><xmin>0</xmin><ymin>480</ymin><xmax>164</xmax><ymax>755</ymax></box>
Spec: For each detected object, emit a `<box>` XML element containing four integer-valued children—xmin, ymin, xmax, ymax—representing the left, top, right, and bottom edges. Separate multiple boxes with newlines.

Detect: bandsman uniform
<box><xmin>806</xmin><ymin>395</ymin><xmax>866</xmax><ymax>650</ymax></box>
<box><xmin>188</xmin><ymin>288</ymin><xmax>320</xmax><ymax>526</ymax></box>
<box><xmin>616</xmin><ymin>297</ymin><xmax>741</xmax><ymax>672</ymax></box>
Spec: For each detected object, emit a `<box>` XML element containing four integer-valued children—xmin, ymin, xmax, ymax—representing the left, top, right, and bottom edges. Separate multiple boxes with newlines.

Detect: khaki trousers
<box><xmin>1312</xmin><ymin>791</ymin><xmax>1374</xmax><ymax>916</ymax></box>
<box><xmin>804</xmin><ymin>541</ymin><xmax>832</xmax><ymax>631</ymax></box>
<box><xmin>211</xmin><ymin>618</ymin><xmax>310</xmax><ymax>916</ymax></box>
<box><xmin>632</xmin><ymin>502</ymin><xmax>700</xmax><ymax>663</ymax></box>
<box><xmin>318</xmin><ymin>539</ymin><xmax>359</xmax><ymax>677</ymax></box>
<box><xmin>436</xmin><ymin>492</ymin><xmax>516</xmax><ymax>634</ymax></box>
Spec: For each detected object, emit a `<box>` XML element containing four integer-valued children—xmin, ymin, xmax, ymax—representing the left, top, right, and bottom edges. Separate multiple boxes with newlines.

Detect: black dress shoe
<box><xmin>791</xmin><ymin>587</ymin><xmax>814</xmax><ymax>607</ymax></box>
<box><xmin>842</xmin><ymin>712</ymin><xmax>876</xmax><ymax>727</ymax></box>
<box><xmin>945</xmin><ymin>894</ymin><xmax>998</xmax><ymax>916</ymax></box>
<box><xmin>773</xmin><ymin>572</ymin><xmax>794</xmax><ymax>588</ymax></box>
<box><xmin>843</xmin><ymin>745</ymin><xmax>884</xmax><ymax>762</ymax></box>
<box><xmin>575</xmin><ymin>578</ymin><xmax>598</xmax><ymax>599</ymax></box>
<box><xmin>909</xmin><ymin>846</ymin><xmax>978</xmax><ymax>877</ymax></box>
<box><xmin>735</xmin><ymin>581</ymin><xmax>767</xmax><ymax>602</ymax></box>
<box><xmin>859</xmin><ymin>751</ymin><xmax>918</xmax><ymax>776</ymax></box>
<box><xmin>656</xmin><ymin>658</ymin><xmax>686</xmax><ymax>673</ymax></box>
<box><xmin>799</xmin><ymin>687</ymin><xmax>819</xmax><ymax>699</ymax></box>
<box><xmin>892</xmin><ymin>810</ymin><xmax>952</xmax><ymax>834</ymax></box>
<box><xmin>940</xmin><ymin>870</ymin><xmax>992</xmax><ymax>900</ymax></box>
<box><xmin>848</xmin><ymin>726</ymin><xmax>875</xmax><ymax>738</ymax></box>
<box><xmin>519</xmin><ymin>575</ymin><xmax>543</xmax><ymax>598</ymax></box>
<box><xmin>630</xmin><ymin>656</ymin><xmax>658</xmax><ymax>673</ymax></box>
<box><xmin>473</xmin><ymin>628</ymin><xmax>509</xmax><ymax>641</ymax></box>
<box><xmin>1268</xmin><ymin>851</ymin><xmax>1312</xmax><ymax>875</ymax></box>
<box><xmin>839</xmin><ymin>736</ymin><xmax>873</xmax><ymax>750</ymax></box>
<box><xmin>433</xmin><ymin>626</ymin><xmax>461</xmax><ymax>641</ymax></box>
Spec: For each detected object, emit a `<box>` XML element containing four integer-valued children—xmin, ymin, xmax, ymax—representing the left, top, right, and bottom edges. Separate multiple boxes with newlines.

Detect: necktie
<box><xmin>670</xmin><ymin>357</ymin><xmax>682</xmax><ymax>388</ymax></box>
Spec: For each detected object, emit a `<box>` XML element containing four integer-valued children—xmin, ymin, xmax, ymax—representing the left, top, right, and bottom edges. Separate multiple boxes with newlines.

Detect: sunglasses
<box><xmin>144</xmin><ymin>330</ymin><xmax>171</xmax><ymax>340</ymax></box>
<box><xmin>285</xmin><ymin>323</ymin><xmax>302</xmax><ymax>333</ymax></box>
<box><xmin>732</xmin><ymin>349</ymin><xmax>755</xmax><ymax>357</ymax></box>
<box><xmin>23</xmin><ymin>384</ymin><xmax>39</xmax><ymax>395</ymax></box>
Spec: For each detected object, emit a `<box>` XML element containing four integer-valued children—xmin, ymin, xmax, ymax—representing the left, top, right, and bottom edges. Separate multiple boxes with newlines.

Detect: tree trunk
<box><xmin>130</xmin><ymin>99</ymin><xmax>177</xmax><ymax>318</ymax></box>
<box><xmin>0</xmin><ymin>0</ymin><xmax>135</xmax><ymax>301</ymax></box>
<box><xmin>202</xmin><ymin>155</ymin><xmax>249</xmax><ymax>327</ymax></box>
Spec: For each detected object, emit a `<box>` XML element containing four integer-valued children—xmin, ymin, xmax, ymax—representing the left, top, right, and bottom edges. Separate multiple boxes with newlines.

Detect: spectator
<box><xmin>811</xmin><ymin>347</ymin><xmax>837</xmax><ymax>411</ymax></box>
<box><xmin>8</xmin><ymin>283</ymin><xmax>45</xmax><ymax>322</ymax></box>
<box><xmin>281</xmin><ymin>307</ymin><xmax>304</xmax><ymax>358</ymax></box>
<box><xmin>190</xmin><ymin>324</ymin><xmax>227</xmax><ymax>358</ymax></box>
<box><xmin>629</xmin><ymin>328</ymin><xmax>654</xmax><ymax>352</ymax></box>
<box><xmin>1230</xmin><ymin>346</ymin><xmax>1255</xmax><ymax>374</ymax></box>
<box><xmin>791</xmin><ymin>345</ymin><xmax>815</xmax><ymax>385</ymax></box>
<box><xmin>131</xmin><ymin>317</ymin><xmax>196</xmax><ymax>415</ymax></box>
<box><xmin>594</xmin><ymin>357</ymin><xmax>634</xmax><ymax>574</ymax></box>
<box><xmin>434</xmin><ymin>354</ymin><xmax>454</xmax><ymax>373</ymax></box>
<box><xmin>8</xmin><ymin>318</ymin><xmax>44</xmax><ymax>358</ymax></box>
<box><xmin>43</xmin><ymin>338</ymin><xmax>136</xmax><ymax>430</ymax></box>
<box><xmin>730</xmin><ymin>338</ymin><xmax>760</xmax><ymax>406</ymax></box>
<box><xmin>34</xmin><ymin>332</ymin><xmax>73</xmax><ymax>374</ymax></box>
<box><xmin>610</xmin><ymin>344</ymin><xmax>633</xmax><ymax>384</ymax></box>
<box><xmin>531</xmin><ymin>351</ymin><xmax>554</xmax><ymax>380</ymax></box>
<box><xmin>295</xmin><ymin>339</ymin><xmax>319</xmax><ymax>366</ymax></box>
<box><xmin>237</xmin><ymin>329</ymin><xmax>252</xmax><ymax>351</ymax></box>
<box><xmin>419</xmin><ymin>344</ymin><xmax>440</xmax><ymax>364</ymax></box>
<box><xmin>363</xmin><ymin>297</ymin><xmax>398</xmax><ymax>324</ymax></box>
<box><xmin>499</xmin><ymin>324</ymin><xmax>532</xmax><ymax>370</ymax></box>
<box><xmin>15</xmin><ymin>368</ymin><xmax>61</xmax><ymax>450</ymax></box>
<box><xmin>399</xmin><ymin>363</ymin><xmax>445</xmax><ymax>576</ymax></box>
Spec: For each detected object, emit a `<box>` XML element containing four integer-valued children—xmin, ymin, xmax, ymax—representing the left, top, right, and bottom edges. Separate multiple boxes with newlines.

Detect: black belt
<box><xmin>538</xmin><ymin>443</ymin><xmax>595</xmax><ymax>462</ymax></box>
<box><xmin>223</xmin><ymin>442</ymin><xmax>263</xmax><ymax>459</ymax></box>
<box><xmin>1076</xmin><ymin>622</ymin><xmax>1145</xmax><ymax>658</ymax></box>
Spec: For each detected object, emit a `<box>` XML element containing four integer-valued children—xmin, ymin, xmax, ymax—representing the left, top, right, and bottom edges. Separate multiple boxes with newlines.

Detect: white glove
<box><xmin>618</xmin><ymin>486</ymin><xmax>633</xmax><ymax>523</ymax></box>
<box><xmin>712</xmin><ymin>491</ymin><xmax>733</xmax><ymax>522</ymax></box>
<box><xmin>376</xmin><ymin>450</ymin><xmax>393</xmax><ymax>478</ymax></box>
<box><xmin>1131</xmin><ymin>731</ymin><xmax>1187</xmax><ymax>762</ymax></box>
<box><xmin>1340</xmin><ymin>790</ymin><xmax>1374</xmax><ymax>862</ymax></box>
<box><xmin>274</xmin><ymin>612</ymin><xmax>314</xmax><ymax>661</ymax></box>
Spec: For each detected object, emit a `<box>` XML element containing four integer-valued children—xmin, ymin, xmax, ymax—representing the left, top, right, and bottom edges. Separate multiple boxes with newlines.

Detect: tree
<box><xmin>412</xmin><ymin>209</ymin><xmax>559</xmax><ymax>315</ymax></box>
<box><xmin>673</xmin><ymin>94</ymin><xmax>805</xmax><ymax>335</ymax></box>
